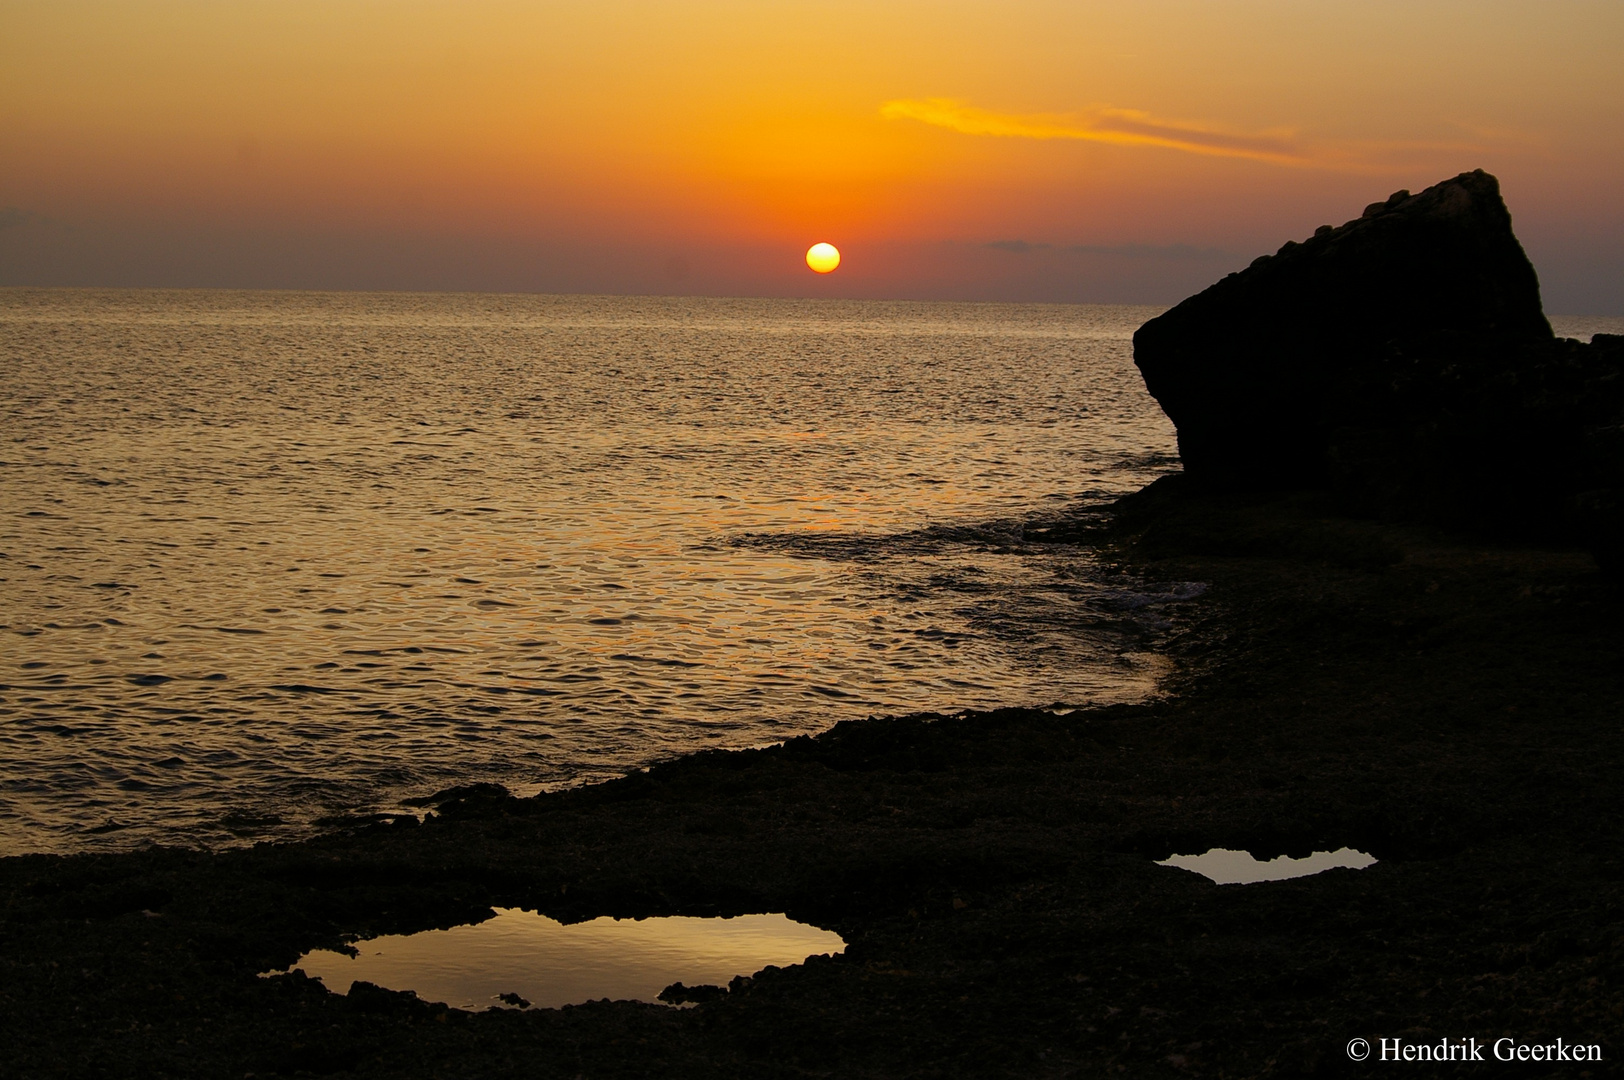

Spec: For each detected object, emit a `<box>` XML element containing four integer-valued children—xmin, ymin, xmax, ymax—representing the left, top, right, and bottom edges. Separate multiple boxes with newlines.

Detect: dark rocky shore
<box><xmin>4</xmin><ymin>172</ymin><xmax>1622</xmax><ymax>1076</ymax></box>
<box><xmin>4</xmin><ymin>489</ymin><xmax>1620</xmax><ymax>1077</ymax></box>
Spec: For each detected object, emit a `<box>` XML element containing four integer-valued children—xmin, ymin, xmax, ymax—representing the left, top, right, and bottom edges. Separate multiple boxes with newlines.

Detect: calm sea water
<box><xmin>0</xmin><ymin>289</ymin><xmax>1197</xmax><ymax>855</ymax></box>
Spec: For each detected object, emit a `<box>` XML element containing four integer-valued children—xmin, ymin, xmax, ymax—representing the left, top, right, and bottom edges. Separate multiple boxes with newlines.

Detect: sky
<box><xmin>2</xmin><ymin>0</ymin><xmax>1621</xmax><ymax>311</ymax></box>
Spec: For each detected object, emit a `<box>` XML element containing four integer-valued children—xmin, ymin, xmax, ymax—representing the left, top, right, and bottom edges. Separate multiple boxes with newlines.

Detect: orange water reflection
<box><xmin>0</xmin><ymin>291</ymin><xmax>1183</xmax><ymax>854</ymax></box>
<box><xmin>279</xmin><ymin>910</ymin><xmax>844</xmax><ymax>1011</ymax></box>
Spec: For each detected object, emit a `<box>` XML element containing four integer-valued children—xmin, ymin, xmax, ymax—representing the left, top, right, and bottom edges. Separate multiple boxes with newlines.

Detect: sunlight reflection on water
<box><xmin>1</xmin><ymin>290</ymin><xmax>1188</xmax><ymax>852</ymax></box>
<box><xmin>274</xmin><ymin>910</ymin><xmax>845</xmax><ymax>1011</ymax></box>
<box><xmin>1158</xmin><ymin>847</ymin><xmax>1377</xmax><ymax>885</ymax></box>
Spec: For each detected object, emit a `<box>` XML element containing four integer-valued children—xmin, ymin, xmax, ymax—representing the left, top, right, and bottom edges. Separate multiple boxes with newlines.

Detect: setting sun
<box><xmin>806</xmin><ymin>243</ymin><xmax>841</xmax><ymax>274</ymax></box>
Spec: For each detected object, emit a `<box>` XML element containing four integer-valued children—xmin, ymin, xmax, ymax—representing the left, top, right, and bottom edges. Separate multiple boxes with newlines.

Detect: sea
<box><xmin>3</xmin><ymin>291</ymin><xmax>1613</xmax><ymax>857</ymax></box>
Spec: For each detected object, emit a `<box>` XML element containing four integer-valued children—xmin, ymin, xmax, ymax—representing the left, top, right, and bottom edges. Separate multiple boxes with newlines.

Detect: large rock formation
<box><xmin>1133</xmin><ymin>169</ymin><xmax>1624</xmax><ymax>550</ymax></box>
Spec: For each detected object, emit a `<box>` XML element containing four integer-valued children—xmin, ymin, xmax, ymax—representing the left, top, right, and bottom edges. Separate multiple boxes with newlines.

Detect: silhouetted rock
<box><xmin>1133</xmin><ymin>170</ymin><xmax>1624</xmax><ymax>547</ymax></box>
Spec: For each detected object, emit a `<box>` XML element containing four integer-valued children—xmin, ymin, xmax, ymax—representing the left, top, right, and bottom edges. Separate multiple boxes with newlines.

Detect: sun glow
<box><xmin>805</xmin><ymin>242</ymin><xmax>840</xmax><ymax>274</ymax></box>
<box><xmin>1</xmin><ymin>4</ymin><xmax>1618</xmax><ymax>305</ymax></box>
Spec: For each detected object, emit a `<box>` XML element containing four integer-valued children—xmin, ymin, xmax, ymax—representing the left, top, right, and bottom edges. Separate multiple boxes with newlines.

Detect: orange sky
<box><xmin>2</xmin><ymin>1</ymin><xmax>1621</xmax><ymax>309</ymax></box>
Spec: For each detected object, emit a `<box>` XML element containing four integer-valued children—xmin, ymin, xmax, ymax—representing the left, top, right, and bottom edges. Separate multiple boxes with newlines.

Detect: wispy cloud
<box><xmin>984</xmin><ymin>239</ymin><xmax>1051</xmax><ymax>253</ymax></box>
<box><xmin>0</xmin><ymin>208</ymin><xmax>39</xmax><ymax>231</ymax></box>
<box><xmin>986</xmin><ymin>239</ymin><xmax>1235</xmax><ymax>260</ymax></box>
<box><xmin>882</xmin><ymin>98</ymin><xmax>1309</xmax><ymax>167</ymax></box>
<box><xmin>1066</xmin><ymin>242</ymin><xmax>1234</xmax><ymax>260</ymax></box>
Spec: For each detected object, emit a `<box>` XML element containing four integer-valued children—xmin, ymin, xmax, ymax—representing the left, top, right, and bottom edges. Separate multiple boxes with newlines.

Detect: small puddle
<box><xmin>269</xmin><ymin>909</ymin><xmax>845</xmax><ymax>1011</ymax></box>
<box><xmin>1158</xmin><ymin>847</ymin><xmax>1377</xmax><ymax>885</ymax></box>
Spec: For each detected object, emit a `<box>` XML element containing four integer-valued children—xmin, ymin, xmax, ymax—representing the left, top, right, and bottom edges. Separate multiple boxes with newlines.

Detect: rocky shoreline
<box><xmin>6</xmin><ymin>170</ymin><xmax>1621</xmax><ymax>1076</ymax></box>
<box><xmin>2</xmin><ymin>481</ymin><xmax>1620</xmax><ymax>1077</ymax></box>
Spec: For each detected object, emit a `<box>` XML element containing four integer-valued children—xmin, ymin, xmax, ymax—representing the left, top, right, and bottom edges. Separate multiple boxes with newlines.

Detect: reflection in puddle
<box><xmin>1158</xmin><ymin>847</ymin><xmax>1377</xmax><ymax>885</ymax></box>
<box><xmin>276</xmin><ymin>910</ymin><xmax>845</xmax><ymax>1010</ymax></box>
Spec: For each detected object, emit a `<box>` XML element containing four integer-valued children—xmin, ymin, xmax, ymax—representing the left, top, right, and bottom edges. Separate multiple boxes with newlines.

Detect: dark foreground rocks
<box><xmin>1133</xmin><ymin>170</ymin><xmax>1624</xmax><ymax>550</ymax></box>
<box><xmin>2</xmin><ymin>489</ymin><xmax>1620</xmax><ymax>1077</ymax></box>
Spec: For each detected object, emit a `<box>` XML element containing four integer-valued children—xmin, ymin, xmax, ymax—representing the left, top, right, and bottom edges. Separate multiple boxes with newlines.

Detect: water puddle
<box><xmin>1158</xmin><ymin>847</ymin><xmax>1377</xmax><ymax>885</ymax></box>
<box><xmin>270</xmin><ymin>909</ymin><xmax>845</xmax><ymax>1010</ymax></box>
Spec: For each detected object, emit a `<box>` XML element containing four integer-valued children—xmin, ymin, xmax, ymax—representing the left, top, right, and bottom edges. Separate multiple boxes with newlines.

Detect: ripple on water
<box><xmin>0</xmin><ymin>290</ymin><xmax>1189</xmax><ymax>854</ymax></box>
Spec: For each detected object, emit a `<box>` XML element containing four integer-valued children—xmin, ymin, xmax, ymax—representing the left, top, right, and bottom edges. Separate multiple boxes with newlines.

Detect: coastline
<box><xmin>3</xmin><ymin>479</ymin><xmax>1621</xmax><ymax>1077</ymax></box>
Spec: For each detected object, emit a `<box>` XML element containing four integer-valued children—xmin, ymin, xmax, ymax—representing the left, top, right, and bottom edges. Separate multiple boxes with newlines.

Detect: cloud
<box><xmin>986</xmin><ymin>239</ymin><xmax>1235</xmax><ymax>260</ymax></box>
<box><xmin>985</xmin><ymin>240</ymin><xmax>1051</xmax><ymax>253</ymax></box>
<box><xmin>0</xmin><ymin>208</ymin><xmax>38</xmax><ymax>231</ymax></box>
<box><xmin>882</xmin><ymin>98</ymin><xmax>1309</xmax><ymax>167</ymax></box>
<box><xmin>1066</xmin><ymin>242</ymin><xmax>1233</xmax><ymax>260</ymax></box>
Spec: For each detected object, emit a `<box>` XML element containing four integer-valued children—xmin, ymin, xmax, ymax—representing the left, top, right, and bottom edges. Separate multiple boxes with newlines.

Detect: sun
<box><xmin>805</xmin><ymin>242</ymin><xmax>840</xmax><ymax>274</ymax></box>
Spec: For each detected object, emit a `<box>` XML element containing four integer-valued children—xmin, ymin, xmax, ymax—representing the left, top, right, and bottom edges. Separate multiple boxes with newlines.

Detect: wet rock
<box><xmin>1133</xmin><ymin>170</ymin><xmax>1624</xmax><ymax>547</ymax></box>
<box><xmin>401</xmin><ymin>782</ymin><xmax>514</xmax><ymax>819</ymax></box>
<box><xmin>345</xmin><ymin>979</ymin><xmax>449</xmax><ymax>1018</ymax></box>
<box><xmin>658</xmin><ymin>981</ymin><xmax>726</xmax><ymax>1005</ymax></box>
